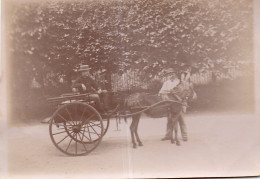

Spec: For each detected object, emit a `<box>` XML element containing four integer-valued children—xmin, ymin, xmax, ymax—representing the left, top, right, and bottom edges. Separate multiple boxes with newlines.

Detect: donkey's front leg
<box><xmin>167</xmin><ymin>110</ymin><xmax>175</xmax><ymax>144</ymax></box>
<box><xmin>174</xmin><ymin>123</ymin><xmax>180</xmax><ymax>146</ymax></box>
<box><xmin>170</xmin><ymin>112</ymin><xmax>181</xmax><ymax>146</ymax></box>
<box><xmin>169</xmin><ymin>116</ymin><xmax>175</xmax><ymax>144</ymax></box>
<box><xmin>174</xmin><ymin>114</ymin><xmax>182</xmax><ymax>146</ymax></box>
<box><xmin>130</xmin><ymin>119</ymin><xmax>137</xmax><ymax>148</ymax></box>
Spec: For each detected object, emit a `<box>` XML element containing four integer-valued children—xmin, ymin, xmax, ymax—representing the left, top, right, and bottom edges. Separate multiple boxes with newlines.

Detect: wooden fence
<box><xmin>111</xmin><ymin>67</ymin><xmax>244</xmax><ymax>91</ymax></box>
<box><xmin>31</xmin><ymin>67</ymin><xmax>244</xmax><ymax>92</ymax></box>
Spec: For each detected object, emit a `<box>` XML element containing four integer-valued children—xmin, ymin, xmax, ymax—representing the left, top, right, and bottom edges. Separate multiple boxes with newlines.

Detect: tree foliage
<box><xmin>7</xmin><ymin>0</ymin><xmax>253</xmax><ymax>94</ymax></box>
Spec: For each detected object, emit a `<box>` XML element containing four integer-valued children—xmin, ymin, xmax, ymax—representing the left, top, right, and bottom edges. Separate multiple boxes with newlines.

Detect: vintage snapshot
<box><xmin>1</xmin><ymin>0</ymin><xmax>260</xmax><ymax>178</ymax></box>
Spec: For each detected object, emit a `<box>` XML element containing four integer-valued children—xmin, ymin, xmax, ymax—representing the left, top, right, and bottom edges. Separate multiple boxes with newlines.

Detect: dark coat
<box><xmin>72</xmin><ymin>75</ymin><xmax>99</xmax><ymax>93</ymax></box>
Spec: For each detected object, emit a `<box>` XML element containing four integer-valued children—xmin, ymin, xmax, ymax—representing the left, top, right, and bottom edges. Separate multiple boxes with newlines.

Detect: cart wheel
<box><xmin>49</xmin><ymin>102</ymin><xmax>104</xmax><ymax>156</ymax></box>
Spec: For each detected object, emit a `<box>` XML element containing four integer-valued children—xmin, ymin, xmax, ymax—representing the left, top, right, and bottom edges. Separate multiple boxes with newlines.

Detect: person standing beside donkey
<box><xmin>158</xmin><ymin>69</ymin><xmax>180</xmax><ymax>101</ymax></box>
<box><xmin>158</xmin><ymin>68</ymin><xmax>188</xmax><ymax>142</ymax></box>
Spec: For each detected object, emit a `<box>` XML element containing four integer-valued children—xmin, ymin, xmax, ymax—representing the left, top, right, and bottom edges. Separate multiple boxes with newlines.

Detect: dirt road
<box><xmin>1</xmin><ymin>113</ymin><xmax>260</xmax><ymax>178</ymax></box>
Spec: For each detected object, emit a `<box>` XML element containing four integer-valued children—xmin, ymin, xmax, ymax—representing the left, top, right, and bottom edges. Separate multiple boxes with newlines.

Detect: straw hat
<box><xmin>78</xmin><ymin>65</ymin><xmax>91</xmax><ymax>72</ymax></box>
<box><xmin>164</xmin><ymin>68</ymin><xmax>177</xmax><ymax>75</ymax></box>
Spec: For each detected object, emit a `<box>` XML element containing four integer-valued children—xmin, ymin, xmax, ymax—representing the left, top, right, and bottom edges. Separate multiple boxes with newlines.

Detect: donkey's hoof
<box><xmin>139</xmin><ymin>143</ymin><xmax>143</xmax><ymax>146</ymax></box>
<box><xmin>133</xmin><ymin>145</ymin><xmax>137</xmax><ymax>149</ymax></box>
<box><xmin>176</xmin><ymin>142</ymin><xmax>181</xmax><ymax>146</ymax></box>
<box><xmin>171</xmin><ymin>140</ymin><xmax>175</xmax><ymax>144</ymax></box>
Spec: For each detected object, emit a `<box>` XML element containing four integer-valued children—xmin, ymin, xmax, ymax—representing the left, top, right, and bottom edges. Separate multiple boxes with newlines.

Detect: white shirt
<box><xmin>159</xmin><ymin>78</ymin><xmax>180</xmax><ymax>95</ymax></box>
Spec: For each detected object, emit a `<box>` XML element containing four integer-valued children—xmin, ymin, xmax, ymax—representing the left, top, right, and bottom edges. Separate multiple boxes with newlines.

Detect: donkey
<box><xmin>124</xmin><ymin>74</ymin><xmax>197</xmax><ymax>148</ymax></box>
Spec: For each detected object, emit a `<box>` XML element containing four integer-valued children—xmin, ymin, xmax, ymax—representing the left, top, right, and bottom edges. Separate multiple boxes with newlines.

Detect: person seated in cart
<box><xmin>159</xmin><ymin>68</ymin><xmax>188</xmax><ymax>142</ymax></box>
<box><xmin>71</xmin><ymin>64</ymin><xmax>107</xmax><ymax>113</ymax></box>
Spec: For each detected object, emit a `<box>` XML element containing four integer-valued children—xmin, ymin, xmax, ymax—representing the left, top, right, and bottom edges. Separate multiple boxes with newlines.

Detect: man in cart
<box><xmin>159</xmin><ymin>68</ymin><xmax>189</xmax><ymax>142</ymax></box>
<box><xmin>71</xmin><ymin>64</ymin><xmax>107</xmax><ymax>113</ymax></box>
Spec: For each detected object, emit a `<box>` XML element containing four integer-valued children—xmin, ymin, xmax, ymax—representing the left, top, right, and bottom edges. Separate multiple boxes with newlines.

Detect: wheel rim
<box><xmin>49</xmin><ymin>102</ymin><xmax>104</xmax><ymax>156</ymax></box>
<box><xmin>101</xmin><ymin>115</ymin><xmax>110</xmax><ymax>136</ymax></box>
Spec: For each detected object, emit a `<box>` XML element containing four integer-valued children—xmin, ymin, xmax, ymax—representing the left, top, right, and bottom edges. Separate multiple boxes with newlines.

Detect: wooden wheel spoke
<box><xmin>79</xmin><ymin>131</ymin><xmax>92</xmax><ymax>142</ymax></box>
<box><xmin>88</xmin><ymin>124</ymin><xmax>102</xmax><ymax>137</ymax></box>
<box><xmin>79</xmin><ymin>107</ymin><xmax>87</xmax><ymax>124</ymax></box>
<box><xmin>81</xmin><ymin>114</ymin><xmax>96</xmax><ymax>125</ymax></box>
<box><xmin>75</xmin><ymin>132</ymin><xmax>78</xmax><ymax>155</ymax></box>
<box><xmin>65</xmin><ymin>133</ymin><xmax>75</xmax><ymax>152</ymax></box>
<box><xmin>65</xmin><ymin>107</ymin><xmax>76</xmax><ymax>125</ymax></box>
<box><xmin>64</xmin><ymin>128</ymin><xmax>73</xmax><ymax>132</ymax></box>
<box><xmin>59</xmin><ymin>122</ymin><xmax>74</xmax><ymax>127</ymax></box>
<box><xmin>79</xmin><ymin>126</ymin><xmax>91</xmax><ymax>141</ymax></box>
<box><xmin>89</xmin><ymin>121</ymin><xmax>102</xmax><ymax>129</ymax></box>
<box><xmin>74</xmin><ymin>104</ymin><xmax>79</xmax><ymax>125</ymax></box>
<box><xmin>57</xmin><ymin>113</ymin><xmax>73</xmax><ymax>126</ymax></box>
<box><xmin>80</xmin><ymin>129</ymin><xmax>99</xmax><ymax>136</ymax></box>
<box><xmin>57</xmin><ymin>132</ymin><xmax>71</xmax><ymax>145</ymax></box>
<box><xmin>77</xmin><ymin>132</ymin><xmax>84</xmax><ymax>143</ymax></box>
<box><xmin>52</xmin><ymin>130</ymin><xmax>68</xmax><ymax>136</ymax></box>
<box><xmin>86</xmin><ymin>124</ymin><xmax>92</xmax><ymax>141</ymax></box>
<box><xmin>55</xmin><ymin>127</ymin><xmax>74</xmax><ymax>133</ymax></box>
<box><xmin>56</xmin><ymin>126</ymin><xmax>71</xmax><ymax>129</ymax></box>
<box><xmin>77</xmin><ymin>133</ymin><xmax>89</xmax><ymax>152</ymax></box>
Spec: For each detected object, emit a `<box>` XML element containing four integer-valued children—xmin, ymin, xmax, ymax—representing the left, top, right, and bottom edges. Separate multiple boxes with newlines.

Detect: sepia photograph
<box><xmin>1</xmin><ymin>0</ymin><xmax>260</xmax><ymax>178</ymax></box>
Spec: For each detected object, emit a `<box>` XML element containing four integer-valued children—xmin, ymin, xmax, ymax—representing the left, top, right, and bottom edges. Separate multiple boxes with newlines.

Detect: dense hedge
<box><xmin>6</xmin><ymin>0</ymin><xmax>254</xmax><ymax>123</ymax></box>
<box><xmin>7</xmin><ymin>0</ymin><xmax>253</xmax><ymax>93</ymax></box>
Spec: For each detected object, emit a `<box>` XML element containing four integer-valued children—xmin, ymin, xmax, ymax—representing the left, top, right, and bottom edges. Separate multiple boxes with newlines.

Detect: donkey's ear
<box><xmin>181</xmin><ymin>73</ymin><xmax>185</xmax><ymax>81</ymax></box>
<box><xmin>184</xmin><ymin>72</ymin><xmax>191</xmax><ymax>81</ymax></box>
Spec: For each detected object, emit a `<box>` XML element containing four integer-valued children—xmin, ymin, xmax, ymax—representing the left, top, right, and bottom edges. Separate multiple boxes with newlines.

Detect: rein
<box><xmin>116</xmin><ymin>99</ymin><xmax>188</xmax><ymax>118</ymax></box>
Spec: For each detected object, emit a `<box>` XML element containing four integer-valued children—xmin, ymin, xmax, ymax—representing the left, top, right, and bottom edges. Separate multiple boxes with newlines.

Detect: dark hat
<box><xmin>78</xmin><ymin>65</ymin><xmax>91</xmax><ymax>72</ymax></box>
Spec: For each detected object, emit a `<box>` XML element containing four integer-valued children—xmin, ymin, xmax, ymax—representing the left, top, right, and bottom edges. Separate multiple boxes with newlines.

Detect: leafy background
<box><xmin>5</xmin><ymin>0</ymin><xmax>254</xmax><ymax>123</ymax></box>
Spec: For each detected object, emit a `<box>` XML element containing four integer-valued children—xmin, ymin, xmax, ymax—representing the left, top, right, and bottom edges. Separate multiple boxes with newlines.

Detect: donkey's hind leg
<box><xmin>174</xmin><ymin>122</ymin><xmax>180</xmax><ymax>146</ymax></box>
<box><xmin>130</xmin><ymin>114</ymin><xmax>142</xmax><ymax>148</ymax></box>
<box><xmin>134</xmin><ymin>116</ymin><xmax>143</xmax><ymax>146</ymax></box>
<box><xmin>130</xmin><ymin>118</ymin><xmax>137</xmax><ymax>148</ymax></box>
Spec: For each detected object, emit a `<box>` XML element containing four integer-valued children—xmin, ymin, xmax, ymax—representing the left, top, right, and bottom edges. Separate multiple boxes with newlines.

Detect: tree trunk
<box><xmin>212</xmin><ymin>72</ymin><xmax>217</xmax><ymax>83</ymax></box>
<box><xmin>40</xmin><ymin>73</ymin><xmax>46</xmax><ymax>96</ymax></box>
<box><xmin>105</xmin><ymin>71</ymin><xmax>112</xmax><ymax>90</ymax></box>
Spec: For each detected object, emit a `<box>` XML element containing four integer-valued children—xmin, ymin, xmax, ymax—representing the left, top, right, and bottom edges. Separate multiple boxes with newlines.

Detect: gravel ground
<box><xmin>1</xmin><ymin>112</ymin><xmax>260</xmax><ymax>179</ymax></box>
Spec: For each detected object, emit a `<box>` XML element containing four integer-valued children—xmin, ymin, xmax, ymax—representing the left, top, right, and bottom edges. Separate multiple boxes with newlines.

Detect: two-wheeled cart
<box><xmin>47</xmin><ymin>92</ymin><xmax>184</xmax><ymax>156</ymax></box>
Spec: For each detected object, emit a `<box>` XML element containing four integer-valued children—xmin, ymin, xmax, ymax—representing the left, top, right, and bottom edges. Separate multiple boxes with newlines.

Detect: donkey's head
<box><xmin>176</xmin><ymin>72</ymin><xmax>197</xmax><ymax>102</ymax></box>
